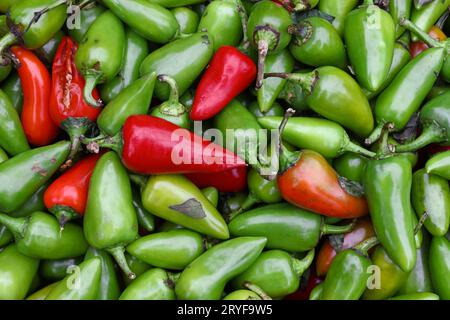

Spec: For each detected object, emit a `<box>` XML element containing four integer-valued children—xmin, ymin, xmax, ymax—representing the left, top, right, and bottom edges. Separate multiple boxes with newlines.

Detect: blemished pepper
<box><xmin>363</xmin><ymin>156</ymin><xmax>417</xmax><ymax>272</ymax></box>
<box><xmin>97</xmin><ymin>72</ymin><xmax>157</xmax><ymax>136</ymax></box>
<box><xmin>247</xmin><ymin>0</ymin><xmax>292</xmax><ymax>89</ymax></box>
<box><xmin>0</xmin><ymin>0</ymin><xmax>67</xmax><ymax>64</ymax></box>
<box><xmin>0</xmin><ymin>244</ymin><xmax>39</xmax><ymax>300</ymax></box>
<box><xmin>84</xmin><ymin>247</ymin><xmax>120</xmax><ymax>300</ymax></box>
<box><xmin>390</xmin><ymin>0</ymin><xmax>413</xmax><ymax>38</ymax></box>
<box><xmin>83</xmin><ymin>151</ymin><xmax>138</xmax><ymax>280</ymax></box>
<box><xmin>265</xmin><ymin>67</ymin><xmax>374</xmax><ymax>137</ymax></box>
<box><xmin>39</xmin><ymin>256</ymin><xmax>83</xmax><ymax>281</ymax></box>
<box><xmin>45</xmin><ymin>257</ymin><xmax>102</xmax><ymax>300</ymax></box>
<box><xmin>289</xmin><ymin>17</ymin><xmax>347</xmax><ymax>69</ymax></box>
<box><xmin>100</xmin><ymin>28</ymin><xmax>149</xmax><ymax>103</ymax></box>
<box><xmin>131</xmin><ymin>186</ymin><xmax>155</xmax><ymax>232</ymax></box>
<box><xmin>191</xmin><ymin>46</ymin><xmax>256</xmax><ymax>121</ymax></box>
<box><xmin>276</xmin><ymin>78</ymin><xmax>308</xmax><ymax>112</ymax></box>
<box><xmin>426</xmin><ymin>150</ymin><xmax>450</xmax><ymax>180</ymax></box>
<box><xmin>0</xmin><ymin>140</ymin><xmax>70</xmax><ymax>213</ymax></box>
<box><xmin>345</xmin><ymin>0</ymin><xmax>396</xmax><ymax>92</ymax></box>
<box><xmin>231</xmin><ymin>249</ymin><xmax>315</xmax><ymax>299</ymax></box>
<box><xmin>333</xmin><ymin>153</ymin><xmax>368</xmax><ymax>183</ymax></box>
<box><xmin>75</xmin><ymin>10</ymin><xmax>126</xmax><ymax>107</ymax></box>
<box><xmin>429</xmin><ymin>236</ymin><xmax>450</xmax><ymax>299</ymax></box>
<box><xmin>321</xmin><ymin>237</ymin><xmax>379</xmax><ymax>300</ymax></box>
<box><xmin>127</xmin><ymin>229</ymin><xmax>206</xmax><ymax>270</ymax></box>
<box><xmin>172</xmin><ymin>7</ymin><xmax>199</xmax><ymax>34</ymax></box>
<box><xmin>67</xmin><ymin>3</ymin><xmax>105</xmax><ymax>43</ymax></box>
<box><xmin>175</xmin><ymin>237</ymin><xmax>267</xmax><ymax>300</ymax></box>
<box><xmin>119</xmin><ymin>268</ymin><xmax>176</xmax><ymax>300</ymax></box>
<box><xmin>141</xmin><ymin>174</ymin><xmax>229</xmax><ymax>239</ymax></box>
<box><xmin>318</xmin><ymin>0</ymin><xmax>359</xmax><ymax>36</ymax></box>
<box><xmin>410</xmin><ymin>0</ymin><xmax>450</xmax><ymax>42</ymax></box>
<box><xmin>411</xmin><ymin>169</ymin><xmax>450</xmax><ymax>236</ymax></box>
<box><xmin>228</xmin><ymin>203</ymin><xmax>355</xmax><ymax>252</ymax></box>
<box><xmin>140</xmin><ymin>32</ymin><xmax>214</xmax><ymax>101</ymax></box>
<box><xmin>1</xmin><ymin>72</ymin><xmax>23</xmax><ymax>113</ymax></box>
<box><xmin>185</xmin><ymin>166</ymin><xmax>248</xmax><ymax>193</ymax></box>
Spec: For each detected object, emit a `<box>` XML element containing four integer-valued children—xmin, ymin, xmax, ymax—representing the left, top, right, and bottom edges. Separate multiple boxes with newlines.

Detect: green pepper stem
<box><xmin>242</xmin><ymin>282</ymin><xmax>273</xmax><ymax>300</ymax></box>
<box><xmin>264</xmin><ymin>71</ymin><xmax>317</xmax><ymax>96</ymax></box>
<box><xmin>321</xmin><ymin>219</ymin><xmax>355</xmax><ymax>236</ymax></box>
<box><xmin>50</xmin><ymin>205</ymin><xmax>80</xmax><ymax>233</ymax></box>
<box><xmin>82</xmin><ymin>131</ymin><xmax>122</xmax><ymax>154</ymax></box>
<box><xmin>363</xmin><ymin>0</ymin><xmax>374</xmax><ymax>5</ymax></box>
<box><xmin>157</xmin><ymin>75</ymin><xmax>186</xmax><ymax>116</ymax></box>
<box><xmin>353</xmin><ymin>236</ymin><xmax>379</xmax><ymax>256</ymax></box>
<box><xmin>226</xmin><ymin>193</ymin><xmax>260</xmax><ymax>222</ymax></box>
<box><xmin>167</xmin><ymin>272</ymin><xmax>181</xmax><ymax>287</ymax></box>
<box><xmin>236</xmin><ymin>0</ymin><xmax>250</xmax><ymax>50</ymax></box>
<box><xmin>394</xmin><ymin>121</ymin><xmax>447</xmax><ymax>152</ymax></box>
<box><xmin>364</xmin><ymin>122</ymin><xmax>394</xmax><ymax>146</ymax></box>
<box><xmin>292</xmin><ymin>249</ymin><xmax>315</xmax><ymax>278</ymax></box>
<box><xmin>400</xmin><ymin>18</ymin><xmax>443</xmax><ymax>49</ymax></box>
<box><xmin>0</xmin><ymin>32</ymin><xmax>18</xmax><ymax>65</ymax></box>
<box><xmin>83</xmin><ymin>69</ymin><xmax>103</xmax><ymax>107</ymax></box>
<box><xmin>344</xmin><ymin>140</ymin><xmax>376</xmax><ymax>158</ymax></box>
<box><xmin>255</xmin><ymin>40</ymin><xmax>269</xmax><ymax>90</ymax></box>
<box><xmin>61</xmin><ymin>117</ymin><xmax>94</xmax><ymax>167</ymax></box>
<box><xmin>0</xmin><ymin>213</ymin><xmax>26</xmax><ymax>238</ymax></box>
<box><xmin>107</xmin><ymin>246</ymin><xmax>136</xmax><ymax>280</ymax></box>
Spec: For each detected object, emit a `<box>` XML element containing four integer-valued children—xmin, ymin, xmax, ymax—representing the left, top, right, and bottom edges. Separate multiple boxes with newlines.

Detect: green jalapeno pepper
<box><xmin>426</xmin><ymin>150</ymin><xmax>450</xmax><ymax>180</ymax></box>
<box><xmin>26</xmin><ymin>282</ymin><xmax>59</xmax><ymax>300</ymax></box>
<box><xmin>175</xmin><ymin>236</ymin><xmax>267</xmax><ymax>300</ymax></box>
<box><xmin>67</xmin><ymin>3</ymin><xmax>105</xmax><ymax>43</ymax></box>
<box><xmin>123</xmin><ymin>253</ymin><xmax>151</xmax><ymax>285</ymax></box>
<box><xmin>248</xmin><ymin>101</ymin><xmax>284</xmax><ymax>118</ymax></box>
<box><xmin>172</xmin><ymin>7</ymin><xmax>199</xmax><ymax>34</ymax></box>
<box><xmin>132</xmin><ymin>186</ymin><xmax>155</xmax><ymax>233</ymax></box>
<box><xmin>389</xmin><ymin>0</ymin><xmax>413</xmax><ymax>38</ymax></box>
<box><xmin>9</xmin><ymin>181</ymin><xmax>48</xmax><ymax>218</ymax></box>
<box><xmin>309</xmin><ymin>282</ymin><xmax>323</xmax><ymax>300</ymax></box>
<box><xmin>389</xmin><ymin>292</ymin><xmax>440</xmax><ymax>300</ymax></box>
<box><xmin>1</xmin><ymin>72</ymin><xmax>23</xmax><ymax>113</ymax></box>
<box><xmin>146</xmin><ymin>0</ymin><xmax>205</xmax><ymax>8</ymax></box>
<box><xmin>410</xmin><ymin>0</ymin><xmax>450</xmax><ymax>41</ymax></box>
<box><xmin>277</xmin><ymin>78</ymin><xmax>308</xmax><ymax>112</ymax></box>
<box><xmin>201</xmin><ymin>187</ymin><xmax>219</xmax><ymax>207</ymax></box>
<box><xmin>119</xmin><ymin>268</ymin><xmax>176</xmax><ymax>300</ymax></box>
<box><xmin>39</xmin><ymin>256</ymin><xmax>83</xmax><ymax>281</ymax></box>
<box><xmin>333</xmin><ymin>153</ymin><xmax>368</xmax><ymax>183</ymax></box>
<box><xmin>429</xmin><ymin>235</ymin><xmax>450</xmax><ymax>299</ymax></box>
<box><xmin>318</xmin><ymin>0</ymin><xmax>359</xmax><ymax>36</ymax></box>
<box><xmin>223</xmin><ymin>289</ymin><xmax>263</xmax><ymax>300</ymax></box>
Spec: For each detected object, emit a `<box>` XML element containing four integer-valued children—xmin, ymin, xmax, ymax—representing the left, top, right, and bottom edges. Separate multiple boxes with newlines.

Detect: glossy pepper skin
<box><xmin>83</xmin><ymin>151</ymin><xmax>138</xmax><ymax>280</ymax></box>
<box><xmin>147</xmin><ymin>0</ymin><xmax>205</xmax><ymax>7</ymax></box>
<box><xmin>345</xmin><ymin>0</ymin><xmax>396</xmax><ymax>92</ymax></box>
<box><xmin>2</xmin><ymin>72</ymin><xmax>23</xmax><ymax>113</ymax></box>
<box><xmin>0</xmin><ymin>244</ymin><xmax>39</xmax><ymax>300</ymax></box>
<box><xmin>229</xmin><ymin>203</ymin><xmax>354</xmax><ymax>252</ymax></box>
<box><xmin>231</xmin><ymin>249</ymin><xmax>314</xmax><ymax>299</ymax></box>
<box><xmin>49</xmin><ymin>36</ymin><xmax>101</xmax><ymax>160</ymax></box>
<box><xmin>0</xmin><ymin>211</ymin><xmax>88</xmax><ymax>259</ymax></box>
<box><xmin>0</xmin><ymin>140</ymin><xmax>70</xmax><ymax>213</ymax></box>
<box><xmin>11</xmin><ymin>46</ymin><xmax>60</xmax><ymax>146</ymax></box>
<box><xmin>140</xmin><ymin>32</ymin><xmax>214</xmax><ymax>101</ymax></box>
<box><xmin>278</xmin><ymin>150</ymin><xmax>369</xmax><ymax>219</ymax></box>
<box><xmin>176</xmin><ymin>237</ymin><xmax>267</xmax><ymax>300</ymax></box>
<box><xmin>333</xmin><ymin>153</ymin><xmax>368</xmax><ymax>183</ymax></box>
<box><xmin>100</xmin><ymin>28</ymin><xmax>149</xmax><ymax>103</ymax></box>
<box><xmin>429</xmin><ymin>236</ymin><xmax>450</xmax><ymax>299</ymax></box>
<box><xmin>426</xmin><ymin>150</ymin><xmax>450</xmax><ymax>180</ymax></box>
<box><xmin>119</xmin><ymin>268</ymin><xmax>176</xmax><ymax>300</ymax></box>
<box><xmin>141</xmin><ymin>174</ymin><xmax>229</xmax><ymax>239</ymax></box>
<box><xmin>316</xmin><ymin>218</ymin><xmax>374</xmax><ymax>276</ymax></box>
<box><xmin>223</xmin><ymin>290</ymin><xmax>262</xmax><ymax>300</ymax></box>
<box><xmin>67</xmin><ymin>4</ymin><xmax>105</xmax><ymax>43</ymax></box>
<box><xmin>131</xmin><ymin>186</ymin><xmax>155</xmax><ymax>232</ymax></box>
<box><xmin>410</xmin><ymin>0</ymin><xmax>450</xmax><ymax>41</ymax></box>
<box><xmin>390</xmin><ymin>292</ymin><xmax>440</xmax><ymax>300</ymax></box>
<box><xmin>289</xmin><ymin>17</ymin><xmax>347</xmax><ymax>69</ymax></box>
<box><xmin>9</xmin><ymin>181</ymin><xmax>48</xmax><ymax>218</ymax></box>
<box><xmin>75</xmin><ymin>10</ymin><xmax>125</xmax><ymax>107</ymax></box>
<box><xmin>26</xmin><ymin>282</ymin><xmax>59</xmax><ymax>300</ymax></box>
<box><xmin>97</xmin><ymin>72</ymin><xmax>157</xmax><ymax>136</ymax></box>
<box><xmin>0</xmin><ymin>88</ymin><xmax>29</xmax><ymax>155</ymax></box>
<box><xmin>172</xmin><ymin>7</ymin><xmax>198</xmax><ymax>34</ymax></box>
<box><xmin>412</xmin><ymin>169</ymin><xmax>450</xmax><ymax>236</ymax></box>
<box><xmin>191</xmin><ymin>46</ymin><xmax>256</xmax><ymax>121</ymax></box>
<box><xmin>318</xmin><ymin>0</ymin><xmax>359</xmax><ymax>36</ymax></box>
<box><xmin>185</xmin><ymin>166</ymin><xmax>248</xmax><ymax>193</ymax></box>
<box><xmin>44</xmin><ymin>153</ymin><xmax>101</xmax><ymax>228</ymax></box>
<box><xmin>45</xmin><ymin>257</ymin><xmax>102</xmax><ymax>300</ymax></box>
<box><xmin>34</xmin><ymin>30</ymin><xmax>63</xmax><ymax>67</ymax></box>
<box><xmin>127</xmin><ymin>229</ymin><xmax>205</xmax><ymax>270</ymax></box>
<box><xmin>390</xmin><ymin>0</ymin><xmax>413</xmax><ymax>38</ymax></box>
<box><xmin>39</xmin><ymin>256</ymin><xmax>82</xmax><ymax>281</ymax></box>
<box><xmin>363</xmin><ymin>156</ymin><xmax>416</xmax><ymax>272</ymax></box>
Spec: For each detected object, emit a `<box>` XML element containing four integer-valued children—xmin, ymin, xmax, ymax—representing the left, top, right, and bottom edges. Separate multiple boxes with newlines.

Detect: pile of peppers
<box><xmin>0</xmin><ymin>0</ymin><xmax>449</xmax><ymax>302</ymax></box>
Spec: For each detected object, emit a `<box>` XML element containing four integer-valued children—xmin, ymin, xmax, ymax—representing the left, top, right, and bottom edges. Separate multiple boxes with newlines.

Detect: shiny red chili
<box><xmin>11</xmin><ymin>46</ymin><xmax>59</xmax><ymax>146</ymax></box>
<box><xmin>190</xmin><ymin>46</ymin><xmax>256</xmax><ymax>121</ymax></box>
<box><xmin>185</xmin><ymin>166</ymin><xmax>248</xmax><ymax>193</ymax></box>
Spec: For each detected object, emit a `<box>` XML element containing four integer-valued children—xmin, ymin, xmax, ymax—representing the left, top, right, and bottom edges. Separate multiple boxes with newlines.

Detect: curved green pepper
<box><xmin>123</xmin><ymin>252</ymin><xmax>151</xmax><ymax>285</ymax></box>
<box><xmin>75</xmin><ymin>10</ymin><xmax>126</xmax><ymax>107</ymax></box>
<box><xmin>228</xmin><ymin>203</ymin><xmax>354</xmax><ymax>252</ymax></box>
<box><xmin>248</xmin><ymin>100</ymin><xmax>284</xmax><ymax>118</ymax></box>
<box><xmin>389</xmin><ymin>0</ymin><xmax>413</xmax><ymax>38</ymax></box>
<box><xmin>0</xmin><ymin>243</ymin><xmax>39</xmax><ymax>300</ymax></box>
<box><xmin>46</xmin><ymin>257</ymin><xmax>102</xmax><ymax>300</ymax></box>
<box><xmin>132</xmin><ymin>186</ymin><xmax>155</xmax><ymax>232</ymax></box>
<box><xmin>119</xmin><ymin>268</ymin><xmax>176</xmax><ymax>300</ymax></box>
<box><xmin>175</xmin><ymin>236</ymin><xmax>267</xmax><ymax>300</ymax></box>
<box><xmin>127</xmin><ymin>229</ymin><xmax>205</xmax><ymax>270</ymax></box>
<box><xmin>427</xmin><ymin>82</ymin><xmax>450</xmax><ymax>101</ymax></box>
<box><xmin>67</xmin><ymin>3</ymin><xmax>105</xmax><ymax>43</ymax></box>
<box><xmin>0</xmin><ymin>140</ymin><xmax>70</xmax><ymax>213</ymax></box>
<box><xmin>426</xmin><ymin>150</ymin><xmax>450</xmax><ymax>180</ymax></box>
<box><xmin>83</xmin><ymin>151</ymin><xmax>138</xmax><ymax>279</ymax></box>
<box><xmin>309</xmin><ymin>282</ymin><xmax>323</xmax><ymax>300</ymax></box>
<box><xmin>318</xmin><ymin>0</ymin><xmax>359</xmax><ymax>36</ymax></box>
<box><xmin>223</xmin><ymin>289</ymin><xmax>262</xmax><ymax>300</ymax></box>
<box><xmin>9</xmin><ymin>181</ymin><xmax>48</xmax><ymax>218</ymax></box>
<box><xmin>412</xmin><ymin>169</ymin><xmax>450</xmax><ymax>236</ymax></box>
<box><xmin>33</xmin><ymin>30</ymin><xmax>63</xmax><ymax>67</ymax></box>
<box><xmin>39</xmin><ymin>256</ymin><xmax>83</xmax><ymax>281</ymax></box>
<box><xmin>84</xmin><ymin>247</ymin><xmax>120</xmax><ymax>300</ymax></box>
<box><xmin>26</xmin><ymin>282</ymin><xmax>59</xmax><ymax>300</ymax></box>
<box><xmin>410</xmin><ymin>0</ymin><xmax>450</xmax><ymax>41</ymax></box>
<box><xmin>141</xmin><ymin>174</ymin><xmax>229</xmax><ymax>239</ymax></box>
<box><xmin>97</xmin><ymin>72</ymin><xmax>157</xmax><ymax>136</ymax></box>
<box><xmin>333</xmin><ymin>153</ymin><xmax>368</xmax><ymax>183</ymax></box>
<box><xmin>100</xmin><ymin>28</ymin><xmax>149</xmax><ymax>103</ymax></box>
<box><xmin>140</xmin><ymin>32</ymin><xmax>214</xmax><ymax>101</ymax></box>
<box><xmin>389</xmin><ymin>292</ymin><xmax>440</xmax><ymax>300</ymax></box>
<box><xmin>429</xmin><ymin>236</ymin><xmax>450</xmax><ymax>299</ymax></box>
<box><xmin>363</xmin><ymin>156</ymin><xmax>416</xmax><ymax>272</ymax></box>
<box><xmin>0</xmin><ymin>89</ymin><xmax>29</xmax><ymax>155</ymax></box>
<box><xmin>172</xmin><ymin>7</ymin><xmax>199</xmax><ymax>34</ymax></box>
<box><xmin>231</xmin><ymin>249</ymin><xmax>315</xmax><ymax>299</ymax></box>
<box><xmin>289</xmin><ymin>17</ymin><xmax>347</xmax><ymax>69</ymax></box>
<box><xmin>0</xmin><ymin>211</ymin><xmax>88</xmax><ymax>259</ymax></box>
<box><xmin>1</xmin><ymin>72</ymin><xmax>23</xmax><ymax>113</ymax></box>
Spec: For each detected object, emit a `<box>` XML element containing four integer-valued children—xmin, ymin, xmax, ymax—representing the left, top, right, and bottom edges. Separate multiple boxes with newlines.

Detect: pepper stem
<box><xmin>0</xmin><ymin>214</ymin><xmax>27</xmax><ymax>238</ymax></box>
<box><xmin>236</xmin><ymin>0</ymin><xmax>250</xmax><ymax>51</ymax></box>
<box><xmin>415</xmin><ymin>211</ymin><xmax>429</xmax><ymax>235</ymax></box>
<box><xmin>292</xmin><ymin>0</ymin><xmax>314</xmax><ymax>12</ymax></box>
<box><xmin>394</xmin><ymin>121</ymin><xmax>447</xmax><ymax>152</ymax></box>
<box><xmin>61</xmin><ymin>117</ymin><xmax>94</xmax><ymax>168</ymax></box>
<box><xmin>50</xmin><ymin>205</ymin><xmax>80</xmax><ymax>233</ymax></box>
<box><xmin>292</xmin><ymin>249</ymin><xmax>315</xmax><ymax>277</ymax></box>
<box><xmin>264</xmin><ymin>71</ymin><xmax>317</xmax><ymax>96</ymax></box>
<box><xmin>321</xmin><ymin>219</ymin><xmax>356</xmax><ymax>237</ymax></box>
<box><xmin>242</xmin><ymin>282</ymin><xmax>273</xmax><ymax>300</ymax></box>
<box><xmin>344</xmin><ymin>139</ymin><xmax>376</xmax><ymax>158</ymax></box>
<box><xmin>107</xmin><ymin>246</ymin><xmax>136</xmax><ymax>280</ymax></box>
<box><xmin>157</xmin><ymin>75</ymin><xmax>186</xmax><ymax>116</ymax></box>
<box><xmin>364</xmin><ymin>122</ymin><xmax>394</xmax><ymax>146</ymax></box>
<box><xmin>0</xmin><ymin>33</ymin><xmax>18</xmax><ymax>65</ymax></box>
<box><xmin>400</xmin><ymin>18</ymin><xmax>443</xmax><ymax>49</ymax></box>
<box><xmin>226</xmin><ymin>193</ymin><xmax>259</xmax><ymax>222</ymax></box>
<box><xmin>255</xmin><ymin>40</ymin><xmax>269</xmax><ymax>90</ymax></box>
<box><xmin>353</xmin><ymin>236</ymin><xmax>379</xmax><ymax>256</ymax></box>
<box><xmin>81</xmin><ymin>131</ymin><xmax>122</xmax><ymax>154</ymax></box>
<box><xmin>83</xmin><ymin>69</ymin><xmax>103</xmax><ymax>107</ymax></box>
<box><xmin>24</xmin><ymin>0</ymin><xmax>68</xmax><ymax>33</ymax></box>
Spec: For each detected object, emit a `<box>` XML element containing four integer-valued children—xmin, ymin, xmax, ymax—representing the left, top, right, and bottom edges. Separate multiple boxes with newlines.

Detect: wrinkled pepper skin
<box><xmin>426</xmin><ymin>150</ymin><xmax>450</xmax><ymax>180</ymax></box>
<box><xmin>67</xmin><ymin>4</ymin><xmax>105</xmax><ymax>43</ymax></box>
<box><xmin>318</xmin><ymin>0</ymin><xmax>359</xmax><ymax>36</ymax></box>
<box><xmin>141</xmin><ymin>174</ymin><xmax>229</xmax><ymax>240</ymax></box>
<box><xmin>127</xmin><ymin>229</ymin><xmax>205</xmax><ymax>270</ymax></box>
<box><xmin>172</xmin><ymin>7</ymin><xmax>199</xmax><ymax>34</ymax></box>
<box><xmin>140</xmin><ymin>32</ymin><xmax>214</xmax><ymax>101</ymax></box>
<box><xmin>119</xmin><ymin>268</ymin><xmax>176</xmax><ymax>300</ymax></box>
<box><xmin>363</xmin><ymin>156</ymin><xmax>416</xmax><ymax>272</ymax></box>
<box><xmin>0</xmin><ymin>211</ymin><xmax>89</xmax><ymax>259</ymax></box>
<box><xmin>412</xmin><ymin>169</ymin><xmax>450</xmax><ymax>236</ymax></box>
<box><xmin>0</xmin><ymin>140</ymin><xmax>70</xmax><ymax>213</ymax></box>
<box><xmin>429</xmin><ymin>236</ymin><xmax>450</xmax><ymax>299</ymax></box>
<box><xmin>175</xmin><ymin>237</ymin><xmax>267</xmax><ymax>300</ymax></box>
<box><xmin>0</xmin><ymin>244</ymin><xmax>39</xmax><ymax>300</ymax></box>
<box><xmin>410</xmin><ymin>0</ymin><xmax>450</xmax><ymax>41</ymax></box>
<box><xmin>39</xmin><ymin>257</ymin><xmax>83</xmax><ymax>281</ymax></box>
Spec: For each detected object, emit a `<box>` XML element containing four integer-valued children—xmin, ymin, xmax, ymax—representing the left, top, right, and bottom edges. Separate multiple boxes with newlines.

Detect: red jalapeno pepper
<box><xmin>185</xmin><ymin>166</ymin><xmax>248</xmax><ymax>193</ymax></box>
